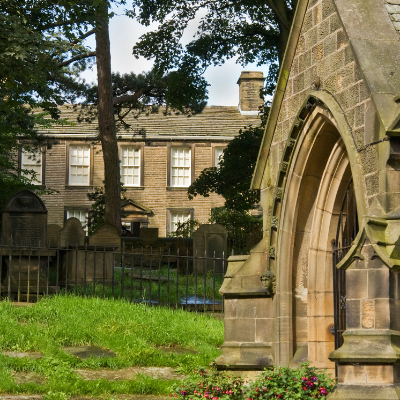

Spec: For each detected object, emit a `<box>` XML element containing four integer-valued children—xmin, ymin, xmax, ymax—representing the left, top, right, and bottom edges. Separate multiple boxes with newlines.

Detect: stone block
<box><xmin>302</xmin><ymin>10</ymin><xmax>314</xmax><ymax>33</ymax></box>
<box><xmin>318</xmin><ymin>19</ymin><xmax>330</xmax><ymax>42</ymax></box>
<box><xmin>375</xmin><ymin>299</ymin><xmax>390</xmax><ymax>329</ymax></box>
<box><xmin>347</xmin><ymin>269</ymin><xmax>367</xmax><ymax>299</ymax></box>
<box><xmin>330</xmin><ymin>13</ymin><xmax>341</xmax><ymax>33</ymax></box>
<box><xmin>323</xmin><ymin>33</ymin><xmax>338</xmax><ymax>57</ymax></box>
<box><xmin>368</xmin><ymin>269</ymin><xmax>389</xmax><ymax>299</ymax></box>
<box><xmin>224</xmin><ymin>319</ymin><xmax>255</xmax><ymax>342</ymax></box>
<box><xmin>312</xmin><ymin>3</ymin><xmax>322</xmax><ymax>25</ymax></box>
<box><xmin>361</xmin><ymin>299</ymin><xmax>375</xmax><ymax>329</ymax></box>
<box><xmin>346</xmin><ymin>299</ymin><xmax>361</xmax><ymax>329</ymax></box>
<box><xmin>322</xmin><ymin>0</ymin><xmax>336</xmax><ymax>20</ymax></box>
<box><xmin>365</xmin><ymin>365</ymin><xmax>395</xmax><ymax>384</ymax></box>
<box><xmin>337</xmin><ymin>364</ymin><xmax>367</xmax><ymax>384</ymax></box>
<box><xmin>224</xmin><ymin>299</ymin><xmax>237</xmax><ymax>319</ymax></box>
<box><xmin>255</xmin><ymin>318</ymin><xmax>273</xmax><ymax>342</ymax></box>
<box><xmin>305</xmin><ymin>27</ymin><xmax>318</xmax><ymax>49</ymax></box>
<box><xmin>365</xmin><ymin>172</ymin><xmax>379</xmax><ymax>196</ymax></box>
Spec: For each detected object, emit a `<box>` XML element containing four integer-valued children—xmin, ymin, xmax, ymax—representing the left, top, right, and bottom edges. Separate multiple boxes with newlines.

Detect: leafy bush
<box><xmin>172</xmin><ymin>363</ymin><xmax>336</xmax><ymax>399</ymax></box>
<box><xmin>172</xmin><ymin>367</ymin><xmax>245</xmax><ymax>399</ymax></box>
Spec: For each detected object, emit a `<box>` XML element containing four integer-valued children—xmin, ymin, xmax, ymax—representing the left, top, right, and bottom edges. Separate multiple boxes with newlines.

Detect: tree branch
<box><xmin>72</xmin><ymin>29</ymin><xmax>96</xmax><ymax>44</ymax></box>
<box><xmin>58</xmin><ymin>51</ymin><xmax>96</xmax><ymax>67</ymax></box>
<box><xmin>112</xmin><ymin>87</ymin><xmax>154</xmax><ymax>105</ymax></box>
<box><xmin>43</xmin><ymin>19</ymin><xmax>74</xmax><ymax>29</ymax></box>
<box><xmin>264</xmin><ymin>0</ymin><xmax>291</xmax><ymax>32</ymax></box>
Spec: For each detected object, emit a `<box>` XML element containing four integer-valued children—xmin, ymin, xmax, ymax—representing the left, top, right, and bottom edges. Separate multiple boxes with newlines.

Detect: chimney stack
<box><xmin>237</xmin><ymin>71</ymin><xmax>265</xmax><ymax>115</ymax></box>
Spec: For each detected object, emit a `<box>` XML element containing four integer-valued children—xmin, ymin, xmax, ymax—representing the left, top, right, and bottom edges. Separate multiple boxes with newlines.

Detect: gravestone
<box><xmin>47</xmin><ymin>224</ymin><xmax>62</xmax><ymax>247</ymax></box>
<box><xmin>139</xmin><ymin>228</ymin><xmax>158</xmax><ymax>245</ymax></box>
<box><xmin>0</xmin><ymin>190</ymin><xmax>57</xmax><ymax>295</ymax></box>
<box><xmin>2</xmin><ymin>190</ymin><xmax>47</xmax><ymax>246</ymax></box>
<box><xmin>193</xmin><ymin>224</ymin><xmax>227</xmax><ymax>273</ymax></box>
<box><xmin>65</xmin><ymin>224</ymin><xmax>120</xmax><ymax>284</ymax></box>
<box><xmin>59</xmin><ymin>218</ymin><xmax>85</xmax><ymax>247</ymax></box>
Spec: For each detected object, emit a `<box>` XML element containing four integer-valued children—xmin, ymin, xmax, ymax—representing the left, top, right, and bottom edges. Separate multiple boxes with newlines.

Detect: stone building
<box><xmin>218</xmin><ymin>0</ymin><xmax>400</xmax><ymax>398</ymax></box>
<box><xmin>21</xmin><ymin>72</ymin><xmax>263</xmax><ymax>236</ymax></box>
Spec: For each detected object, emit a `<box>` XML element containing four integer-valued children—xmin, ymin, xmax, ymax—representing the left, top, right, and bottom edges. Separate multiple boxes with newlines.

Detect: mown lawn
<box><xmin>0</xmin><ymin>295</ymin><xmax>224</xmax><ymax>398</ymax></box>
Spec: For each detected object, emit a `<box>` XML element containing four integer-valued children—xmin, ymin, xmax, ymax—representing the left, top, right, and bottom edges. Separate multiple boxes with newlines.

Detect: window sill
<box><xmin>64</xmin><ymin>185</ymin><xmax>93</xmax><ymax>190</ymax></box>
<box><xmin>166</xmin><ymin>186</ymin><xmax>189</xmax><ymax>191</ymax></box>
<box><xmin>123</xmin><ymin>186</ymin><xmax>145</xmax><ymax>190</ymax></box>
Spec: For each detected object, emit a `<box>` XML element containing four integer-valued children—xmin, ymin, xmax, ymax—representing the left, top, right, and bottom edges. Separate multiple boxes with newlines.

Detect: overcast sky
<box><xmin>80</xmin><ymin>9</ymin><xmax>269</xmax><ymax>106</ymax></box>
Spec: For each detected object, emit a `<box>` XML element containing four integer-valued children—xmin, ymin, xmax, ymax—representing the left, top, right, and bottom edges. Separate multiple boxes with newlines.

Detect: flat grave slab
<box><xmin>75</xmin><ymin>366</ymin><xmax>185</xmax><ymax>381</ymax></box>
<box><xmin>63</xmin><ymin>345</ymin><xmax>116</xmax><ymax>359</ymax></box>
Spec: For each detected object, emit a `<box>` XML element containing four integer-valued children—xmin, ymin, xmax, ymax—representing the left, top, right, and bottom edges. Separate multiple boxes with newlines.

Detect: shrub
<box><xmin>246</xmin><ymin>363</ymin><xmax>336</xmax><ymax>399</ymax></box>
<box><xmin>173</xmin><ymin>363</ymin><xmax>336</xmax><ymax>400</ymax></box>
<box><xmin>171</xmin><ymin>367</ymin><xmax>245</xmax><ymax>399</ymax></box>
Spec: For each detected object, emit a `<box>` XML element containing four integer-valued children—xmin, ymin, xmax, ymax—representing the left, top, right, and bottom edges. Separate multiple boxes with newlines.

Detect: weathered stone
<box><xmin>2</xmin><ymin>190</ymin><xmax>47</xmax><ymax>246</ymax></box>
<box><xmin>193</xmin><ymin>224</ymin><xmax>227</xmax><ymax>273</ymax></box>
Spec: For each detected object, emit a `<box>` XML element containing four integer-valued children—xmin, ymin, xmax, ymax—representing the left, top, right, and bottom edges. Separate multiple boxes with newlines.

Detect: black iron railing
<box><xmin>0</xmin><ymin>241</ymin><xmax>226</xmax><ymax>312</ymax></box>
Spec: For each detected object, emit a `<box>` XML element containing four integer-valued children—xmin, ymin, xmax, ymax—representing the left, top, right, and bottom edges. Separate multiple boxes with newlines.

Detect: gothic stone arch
<box><xmin>218</xmin><ymin>0</ymin><xmax>400</xmax><ymax>397</ymax></box>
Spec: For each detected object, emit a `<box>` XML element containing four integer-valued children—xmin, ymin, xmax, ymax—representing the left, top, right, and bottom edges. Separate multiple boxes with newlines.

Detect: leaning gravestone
<box><xmin>2</xmin><ymin>190</ymin><xmax>47</xmax><ymax>246</ymax></box>
<box><xmin>59</xmin><ymin>218</ymin><xmax>85</xmax><ymax>247</ymax></box>
<box><xmin>65</xmin><ymin>223</ymin><xmax>120</xmax><ymax>285</ymax></box>
<box><xmin>192</xmin><ymin>224</ymin><xmax>227</xmax><ymax>273</ymax></box>
<box><xmin>47</xmin><ymin>224</ymin><xmax>62</xmax><ymax>247</ymax></box>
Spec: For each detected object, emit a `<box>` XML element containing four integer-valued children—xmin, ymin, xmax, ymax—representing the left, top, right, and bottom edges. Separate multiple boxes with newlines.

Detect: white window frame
<box><xmin>66</xmin><ymin>209</ymin><xmax>88</xmax><ymax>233</ymax></box>
<box><xmin>120</xmin><ymin>145</ymin><xmax>141</xmax><ymax>187</ymax></box>
<box><xmin>170</xmin><ymin>147</ymin><xmax>192</xmax><ymax>188</ymax></box>
<box><xmin>68</xmin><ymin>144</ymin><xmax>90</xmax><ymax>186</ymax></box>
<box><xmin>21</xmin><ymin>150</ymin><xmax>43</xmax><ymax>185</ymax></box>
<box><xmin>169</xmin><ymin>210</ymin><xmax>192</xmax><ymax>234</ymax></box>
<box><xmin>214</xmin><ymin>147</ymin><xmax>225</xmax><ymax>167</ymax></box>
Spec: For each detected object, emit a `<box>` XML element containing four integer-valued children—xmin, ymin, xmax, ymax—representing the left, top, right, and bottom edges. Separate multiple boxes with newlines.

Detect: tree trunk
<box><xmin>95</xmin><ymin>0</ymin><xmax>121</xmax><ymax>232</ymax></box>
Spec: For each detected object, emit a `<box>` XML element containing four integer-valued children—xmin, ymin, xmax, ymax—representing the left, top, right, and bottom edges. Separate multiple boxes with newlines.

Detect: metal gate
<box><xmin>331</xmin><ymin>179</ymin><xmax>358</xmax><ymax>353</ymax></box>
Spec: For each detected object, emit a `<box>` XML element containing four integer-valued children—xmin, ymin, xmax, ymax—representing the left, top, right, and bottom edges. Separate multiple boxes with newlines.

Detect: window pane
<box><xmin>21</xmin><ymin>151</ymin><xmax>42</xmax><ymax>184</ymax></box>
<box><xmin>169</xmin><ymin>211</ymin><xmax>191</xmax><ymax>233</ymax></box>
<box><xmin>69</xmin><ymin>145</ymin><xmax>90</xmax><ymax>185</ymax></box>
<box><xmin>215</xmin><ymin>147</ymin><xmax>224</xmax><ymax>167</ymax></box>
<box><xmin>67</xmin><ymin>210</ymin><xmax>88</xmax><ymax>232</ymax></box>
<box><xmin>171</xmin><ymin>147</ymin><xmax>191</xmax><ymax>187</ymax></box>
<box><xmin>120</xmin><ymin>146</ymin><xmax>140</xmax><ymax>186</ymax></box>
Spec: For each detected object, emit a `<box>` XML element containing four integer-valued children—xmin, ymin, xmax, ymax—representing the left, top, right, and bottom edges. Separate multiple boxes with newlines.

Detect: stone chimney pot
<box><xmin>237</xmin><ymin>71</ymin><xmax>265</xmax><ymax>115</ymax></box>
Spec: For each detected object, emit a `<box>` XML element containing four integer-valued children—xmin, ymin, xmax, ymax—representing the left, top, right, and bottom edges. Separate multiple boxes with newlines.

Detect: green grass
<box><xmin>0</xmin><ymin>295</ymin><xmax>224</xmax><ymax>397</ymax></box>
<box><xmin>71</xmin><ymin>267</ymin><xmax>224</xmax><ymax>306</ymax></box>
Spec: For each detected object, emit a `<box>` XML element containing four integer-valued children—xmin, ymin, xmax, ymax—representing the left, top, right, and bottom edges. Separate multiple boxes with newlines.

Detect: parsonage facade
<box><xmin>21</xmin><ymin>72</ymin><xmax>264</xmax><ymax>237</ymax></box>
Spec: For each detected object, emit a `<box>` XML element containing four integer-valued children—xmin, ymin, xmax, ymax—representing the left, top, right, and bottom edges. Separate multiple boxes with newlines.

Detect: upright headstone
<box><xmin>1</xmin><ymin>190</ymin><xmax>54</xmax><ymax>294</ymax></box>
<box><xmin>65</xmin><ymin>223</ymin><xmax>120</xmax><ymax>284</ymax></box>
<box><xmin>47</xmin><ymin>224</ymin><xmax>62</xmax><ymax>247</ymax></box>
<box><xmin>59</xmin><ymin>218</ymin><xmax>85</xmax><ymax>247</ymax></box>
<box><xmin>2</xmin><ymin>190</ymin><xmax>47</xmax><ymax>246</ymax></box>
<box><xmin>139</xmin><ymin>228</ymin><xmax>159</xmax><ymax>245</ymax></box>
<box><xmin>193</xmin><ymin>224</ymin><xmax>227</xmax><ymax>273</ymax></box>
<box><xmin>89</xmin><ymin>224</ymin><xmax>121</xmax><ymax>249</ymax></box>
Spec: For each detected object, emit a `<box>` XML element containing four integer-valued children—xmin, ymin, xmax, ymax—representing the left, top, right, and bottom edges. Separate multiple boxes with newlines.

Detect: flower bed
<box><xmin>172</xmin><ymin>363</ymin><xmax>336</xmax><ymax>399</ymax></box>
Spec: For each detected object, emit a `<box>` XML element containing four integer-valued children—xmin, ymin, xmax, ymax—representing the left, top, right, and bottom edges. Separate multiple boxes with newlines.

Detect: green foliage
<box><xmin>209</xmin><ymin>207</ymin><xmax>262</xmax><ymax>254</ymax></box>
<box><xmin>72</xmin><ymin>266</ymin><xmax>224</xmax><ymax>304</ymax></box>
<box><xmin>188</xmin><ymin>122</ymin><xmax>265</xmax><ymax>211</ymax></box>
<box><xmin>173</xmin><ymin>363</ymin><xmax>336</xmax><ymax>399</ymax></box>
<box><xmin>87</xmin><ymin>184</ymin><xmax>127</xmax><ymax>234</ymax></box>
<box><xmin>172</xmin><ymin>367</ymin><xmax>245</xmax><ymax>399</ymax></box>
<box><xmin>130</xmin><ymin>0</ymin><xmax>298</xmax><ymax>95</ymax></box>
<box><xmin>81</xmin><ymin>67</ymin><xmax>209</xmax><ymax>131</ymax></box>
<box><xmin>172</xmin><ymin>219</ymin><xmax>201</xmax><ymax>238</ymax></box>
<box><xmin>0</xmin><ymin>295</ymin><xmax>224</xmax><ymax>396</ymax></box>
<box><xmin>0</xmin><ymin>1</ymin><xmax>94</xmax><ymax>206</ymax></box>
<box><xmin>245</xmin><ymin>363</ymin><xmax>336</xmax><ymax>399</ymax></box>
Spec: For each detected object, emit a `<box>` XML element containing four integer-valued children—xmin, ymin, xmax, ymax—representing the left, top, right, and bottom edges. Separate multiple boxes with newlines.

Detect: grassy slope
<box><xmin>0</xmin><ymin>295</ymin><xmax>224</xmax><ymax>397</ymax></box>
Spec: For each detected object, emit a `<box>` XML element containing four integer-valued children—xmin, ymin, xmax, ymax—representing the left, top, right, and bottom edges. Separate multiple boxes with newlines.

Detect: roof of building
<box><xmin>39</xmin><ymin>105</ymin><xmax>262</xmax><ymax>140</ymax></box>
<box><xmin>385</xmin><ymin>0</ymin><xmax>400</xmax><ymax>37</ymax></box>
